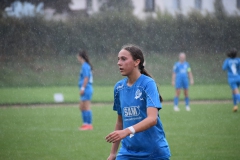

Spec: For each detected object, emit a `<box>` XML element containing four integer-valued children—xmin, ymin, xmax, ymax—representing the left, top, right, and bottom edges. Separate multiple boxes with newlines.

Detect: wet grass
<box><xmin>0</xmin><ymin>84</ymin><xmax>231</xmax><ymax>105</ymax></box>
<box><xmin>0</xmin><ymin>53</ymin><xmax>227</xmax><ymax>87</ymax></box>
<box><xmin>0</xmin><ymin>103</ymin><xmax>239</xmax><ymax>160</ymax></box>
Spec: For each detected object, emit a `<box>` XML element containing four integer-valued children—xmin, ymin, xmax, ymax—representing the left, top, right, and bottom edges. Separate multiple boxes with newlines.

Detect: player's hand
<box><xmin>80</xmin><ymin>90</ymin><xmax>84</xmax><ymax>96</ymax></box>
<box><xmin>105</xmin><ymin>129</ymin><xmax>130</xmax><ymax>143</ymax></box>
<box><xmin>190</xmin><ymin>79</ymin><xmax>194</xmax><ymax>85</ymax></box>
<box><xmin>172</xmin><ymin>81</ymin><xmax>175</xmax><ymax>86</ymax></box>
<box><xmin>107</xmin><ymin>154</ymin><xmax>116</xmax><ymax>160</ymax></box>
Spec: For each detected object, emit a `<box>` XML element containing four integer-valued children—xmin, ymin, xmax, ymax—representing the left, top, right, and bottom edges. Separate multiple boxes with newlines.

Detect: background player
<box><xmin>172</xmin><ymin>52</ymin><xmax>194</xmax><ymax>111</ymax></box>
<box><xmin>77</xmin><ymin>50</ymin><xmax>94</xmax><ymax>130</ymax></box>
<box><xmin>222</xmin><ymin>48</ymin><xmax>240</xmax><ymax>112</ymax></box>
<box><xmin>106</xmin><ymin>45</ymin><xmax>170</xmax><ymax>160</ymax></box>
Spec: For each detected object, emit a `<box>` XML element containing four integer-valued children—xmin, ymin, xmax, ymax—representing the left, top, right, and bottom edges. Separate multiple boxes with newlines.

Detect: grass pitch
<box><xmin>0</xmin><ymin>84</ymin><xmax>231</xmax><ymax>105</ymax></box>
<box><xmin>0</xmin><ymin>103</ymin><xmax>240</xmax><ymax>160</ymax></box>
<box><xmin>0</xmin><ymin>53</ymin><xmax>227</xmax><ymax>87</ymax></box>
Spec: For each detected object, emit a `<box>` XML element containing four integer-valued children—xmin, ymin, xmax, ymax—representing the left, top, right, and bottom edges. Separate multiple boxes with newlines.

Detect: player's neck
<box><xmin>127</xmin><ymin>70</ymin><xmax>141</xmax><ymax>86</ymax></box>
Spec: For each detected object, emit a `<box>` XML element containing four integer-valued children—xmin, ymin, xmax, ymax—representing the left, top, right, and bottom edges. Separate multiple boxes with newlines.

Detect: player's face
<box><xmin>117</xmin><ymin>49</ymin><xmax>138</xmax><ymax>76</ymax></box>
<box><xmin>77</xmin><ymin>55</ymin><xmax>84</xmax><ymax>64</ymax></box>
<box><xmin>179</xmin><ymin>54</ymin><xmax>186</xmax><ymax>62</ymax></box>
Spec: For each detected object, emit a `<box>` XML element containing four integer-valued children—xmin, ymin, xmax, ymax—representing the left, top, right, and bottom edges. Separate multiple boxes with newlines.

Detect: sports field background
<box><xmin>0</xmin><ymin>53</ymin><xmax>230</xmax><ymax>105</ymax></box>
<box><xmin>1</xmin><ymin>51</ymin><xmax>238</xmax><ymax>159</ymax></box>
<box><xmin>0</xmin><ymin>84</ymin><xmax>232</xmax><ymax>105</ymax></box>
<box><xmin>0</xmin><ymin>52</ymin><xmax>227</xmax><ymax>88</ymax></box>
<box><xmin>1</xmin><ymin>1</ymin><xmax>239</xmax><ymax>158</ymax></box>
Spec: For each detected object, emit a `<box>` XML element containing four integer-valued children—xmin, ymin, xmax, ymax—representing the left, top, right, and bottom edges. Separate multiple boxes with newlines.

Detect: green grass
<box><xmin>0</xmin><ymin>53</ymin><xmax>227</xmax><ymax>87</ymax></box>
<box><xmin>0</xmin><ymin>86</ymin><xmax>113</xmax><ymax>104</ymax></box>
<box><xmin>0</xmin><ymin>103</ymin><xmax>240</xmax><ymax>160</ymax></box>
<box><xmin>0</xmin><ymin>84</ymin><xmax>231</xmax><ymax>105</ymax></box>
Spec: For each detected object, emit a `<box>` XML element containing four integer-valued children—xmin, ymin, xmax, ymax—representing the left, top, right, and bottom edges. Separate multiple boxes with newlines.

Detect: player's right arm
<box><xmin>172</xmin><ymin>64</ymin><xmax>177</xmax><ymax>86</ymax></box>
<box><xmin>107</xmin><ymin>115</ymin><xmax>123</xmax><ymax>160</ymax></box>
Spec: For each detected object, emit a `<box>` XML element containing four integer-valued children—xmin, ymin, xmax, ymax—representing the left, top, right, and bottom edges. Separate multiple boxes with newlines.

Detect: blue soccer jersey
<box><xmin>173</xmin><ymin>61</ymin><xmax>191</xmax><ymax>89</ymax></box>
<box><xmin>222</xmin><ymin>58</ymin><xmax>240</xmax><ymax>78</ymax></box>
<box><xmin>78</xmin><ymin>62</ymin><xmax>93</xmax><ymax>100</ymax></box>
<box><xmin>222</xmin><ymin>58</ymin><xmax>240</xmax><ymax>89</ymax></box>
<box><xmin>173</xmin><ymin>61</ymin><xmax>191</xmax><ymax>78</ymax></box>
<box><xmin>78</xmin><ymin>62</ymin><xmax>93</xmax><ymax>88</ymax></box>
<box><xmin>113</xmin><ymin>74</ymin><xmax>170</xmax><ymax>159</ymax></box>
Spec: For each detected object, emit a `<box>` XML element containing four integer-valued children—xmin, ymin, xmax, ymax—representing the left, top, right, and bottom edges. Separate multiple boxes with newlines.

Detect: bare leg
<box><xmin>80</xmin><ymin>100</ymin><xmax>91</xmax><ymax>111</ymax></box>
<box><xmin>233</xmin><ymin>88</ymin><xmax>239</xmax><ymax>94</ymax></box>
<box><xmin>232</xmin><ymin>89</ymin><xmax>239</xmax><ymax>112</ymax></box>
<box><xmin>184</xmin><ymin>89</ymin><xmax>188</xmax><ymax>97</ymax></box>
<box><xmin>184</xmin><ymin>89</ymin><xmax>190</xmax><ymax>111</ymax></box>
<box><xmin>174</xmin><ymin>89</ymin><xmax>181</xmax><ymax>111</ymax></box>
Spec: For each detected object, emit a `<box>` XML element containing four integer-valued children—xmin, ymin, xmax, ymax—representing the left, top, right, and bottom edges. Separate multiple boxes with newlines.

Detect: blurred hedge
<box><xmin>0</xmin><ymin>10</ymin><xmax>240</xmax><ymax>60</ymax></box>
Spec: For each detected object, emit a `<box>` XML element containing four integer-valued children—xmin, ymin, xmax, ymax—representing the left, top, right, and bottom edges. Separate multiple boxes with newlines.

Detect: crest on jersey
<box><xmin>135</xmin><ymin>89</ymin><xmax>142</xmax><ymax>99</ymax></box>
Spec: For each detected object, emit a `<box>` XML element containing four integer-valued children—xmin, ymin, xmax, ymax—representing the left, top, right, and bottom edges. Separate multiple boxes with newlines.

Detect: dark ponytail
<box><xmin>122</xmin><ymin>44</ymin><xmax>163</xmax><ymax>102</ymax></box>
<box><xmin>78</xmin><ymin>50</ymin><xmax>93</xmax><ymax>70</ymax></box>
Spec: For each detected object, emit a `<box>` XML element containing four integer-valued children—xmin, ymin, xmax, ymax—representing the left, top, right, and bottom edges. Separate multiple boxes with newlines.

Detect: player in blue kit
<box><xmin>105</xmin><ymin>45</ymin><xmax>170</xmax><ymax>160</ymax></box>
<box><xmin>77</xmin><ymin>50</ymin><xmax>94</xmax><ymax>130</ymax></box>
<box><xmin>172</xmin><ymin>52</ymin><xmax>194</xmax><ymax>112</ymax></box>
<box><xmin>222</xmin><ymin>48</ymin><xmax>240</xmax><ymax>112</ymax></box>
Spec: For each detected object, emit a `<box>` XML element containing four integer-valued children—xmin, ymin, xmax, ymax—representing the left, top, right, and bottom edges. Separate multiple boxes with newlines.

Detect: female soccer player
<box><xmin>172</xmin><ymin>52</ymin><xmax>194</xmax><ymax>112</ymax></box>
<box><xmin>222</xmin><ymin>48</ymin><xmax>240</xmax><ymax>112</ymax></box>
<box><xmin>77</xmin><ymin>50</ymin><xmax>94</xmax><ymax>130</ymax></box>
<box><xmin>105</xmin><ymin>45</ymin><xmax>171</xmax><ymax>160</ymax></box>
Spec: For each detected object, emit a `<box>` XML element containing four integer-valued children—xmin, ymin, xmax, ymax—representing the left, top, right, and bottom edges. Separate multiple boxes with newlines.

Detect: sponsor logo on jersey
<box><xmin>180</xmin><ymin>69</ymin><xmax>187</xmax><ymax>73</ymax></box>
<box><xmin>135</xmin><ymin>89</ymin><xmax>142</xmax><ymax>99</ymax></box>
<box><xmin>179</xmin><ymin>64</ymin><xmax>187</xmax><ymax>73</ymax></box>
<box><xmin>123</xmin><ymin>106</ymin><xmax>140</xmax><ymax>117</ymax></box>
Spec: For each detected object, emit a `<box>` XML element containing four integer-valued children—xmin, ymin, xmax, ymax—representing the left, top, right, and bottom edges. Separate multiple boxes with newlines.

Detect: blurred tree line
<box><xmin>0</xmin><ymin>0</ymin><xmax>240</xmax><ymax>61</ymax></box>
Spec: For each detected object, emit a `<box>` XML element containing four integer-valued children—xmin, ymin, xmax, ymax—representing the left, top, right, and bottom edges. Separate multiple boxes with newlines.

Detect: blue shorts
<box><xmin>175</xmin><ymin>77</ymin><xmax>189</xmax><ymax>89</ymax></box>
<box><xmin>117</xmin><ymin>157</ymin><xmax>169</xmax><ymax>160</ymax></box>
<box><xmin>116</xmin><ymin>146</ymin><xmax>170</xmax><ymax>160</ymax></box>
<box><xmin>228</xmin><ymin>78</ymin><xmax>240</xmax><ymax>90</ymax></box>
<box><xmin>80</xmin><ymin>87</ymin><xmax>93</xmax><ymax>101</ymax></box>
<box><xmin>229</xmin><ymin>82</ymin><xmax>240</xmax><ymax>90</ymax></box>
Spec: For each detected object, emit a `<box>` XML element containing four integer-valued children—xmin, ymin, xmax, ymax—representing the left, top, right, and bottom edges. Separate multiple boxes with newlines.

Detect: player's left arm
<box><xmin>188</xmin><ymin>67</ymin><xmax>194</xmax><ymax>85</ymax></box>
<box><xmin>80</xmin><ymin>66</ymin><xmax>90</xmax><ymax>95</ymax></box>
<box><xmin>80</xmin><ymin>77</ymin><xmax>89</xmax><ymax>95</ymax></box>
